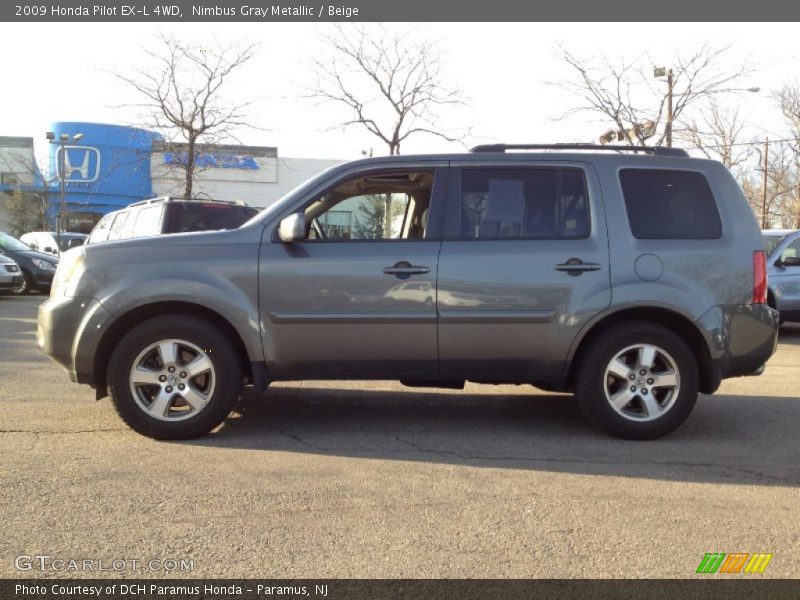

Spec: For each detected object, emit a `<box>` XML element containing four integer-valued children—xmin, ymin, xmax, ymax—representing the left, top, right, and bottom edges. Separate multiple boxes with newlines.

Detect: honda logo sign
<box><xmin>57</xmin><ymin>146</ymin><xmax>101</xmax><ymax>183</ymax></box>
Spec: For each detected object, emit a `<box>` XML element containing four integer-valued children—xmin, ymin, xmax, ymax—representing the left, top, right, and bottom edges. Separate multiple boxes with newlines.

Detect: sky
<box><xmin>1</xmin><ymin>22</ymin><xmax>798</xmax><ymax>164</ymax></box>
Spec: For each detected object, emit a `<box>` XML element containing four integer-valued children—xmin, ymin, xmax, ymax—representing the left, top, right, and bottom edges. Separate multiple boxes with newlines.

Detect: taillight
<box><xmin>753</xmin><ymin>250</ymin><xmax>767</xmax><ymax>304</ymax></box>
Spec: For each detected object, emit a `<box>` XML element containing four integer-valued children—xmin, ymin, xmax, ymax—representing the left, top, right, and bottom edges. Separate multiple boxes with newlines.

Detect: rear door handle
<box><xmin>555</xmin><ymin>258</ymin><xmax>601</xmax><ymax>275</ymax></box>
<box><xmin>384</xmin><ymin>261</ymin><xmax>431</xmax><ymax>278</ymax></box>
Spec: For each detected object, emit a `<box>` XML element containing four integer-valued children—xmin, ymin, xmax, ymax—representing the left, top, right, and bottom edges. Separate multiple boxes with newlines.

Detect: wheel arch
<box><xmin>566</xmin><ymin>306</ymin><xmax>717</xmax><ymax>394</ymax></box>
<box><xmin>93</xmin><ymin>301</ymin><xmax>252</xmax><ymax>398</ymax></box>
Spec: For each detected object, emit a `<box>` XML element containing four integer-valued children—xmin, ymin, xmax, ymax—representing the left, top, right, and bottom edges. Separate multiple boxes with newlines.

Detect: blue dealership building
<box><xmin>0</xmin><ymin>122</ymin><xmax>340</xmax><ymax>233</ymax></box>
<box><xmin>45</xmin><ymin>122</ymin><xmax>161</xmax><ymax>229</ymax></box>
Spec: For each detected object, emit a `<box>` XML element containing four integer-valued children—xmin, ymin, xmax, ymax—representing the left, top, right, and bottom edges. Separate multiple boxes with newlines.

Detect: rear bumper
<box><xmin>697</xmin><ymin>304</ymin><xmax>780</xmax><ymax>388</ymax></box>
<box><xmin>37</xmin><ymin>295</ymin><xmax>112</xmax><ymax>386</ymax></box>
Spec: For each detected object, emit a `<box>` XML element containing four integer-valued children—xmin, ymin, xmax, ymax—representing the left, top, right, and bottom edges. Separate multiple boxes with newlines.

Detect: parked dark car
<box><xmin>39</xmin><ymin>144</ymin><xmax>779</xmax><ymax>441</ymax></box>
<box><xmin>85</xmin><ymin>197</ymin><xmax>259</xmax><ymax>245</ymax></box>
<box><xmin>763</xmin><ymin>229</ymin><xmax>800</xmax><ymax>323</ymax></box>
<box><xmin>0</xmin><ymin>231</ymin><xmax>58</xmax><ymax>294</ymax></box>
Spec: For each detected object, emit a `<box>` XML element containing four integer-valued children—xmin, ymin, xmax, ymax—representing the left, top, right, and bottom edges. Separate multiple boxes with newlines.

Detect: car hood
<box><xmin>14</xmin><ymin>249</ymin><xmax>59</xmax><ymax>263</ymax></box>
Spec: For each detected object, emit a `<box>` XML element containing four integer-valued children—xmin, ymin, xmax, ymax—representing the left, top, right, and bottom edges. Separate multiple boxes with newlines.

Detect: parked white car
<box><xmin>19</xmin><ymin>231</ymin><xmax>87</xmax><ymax>257</ymax></box>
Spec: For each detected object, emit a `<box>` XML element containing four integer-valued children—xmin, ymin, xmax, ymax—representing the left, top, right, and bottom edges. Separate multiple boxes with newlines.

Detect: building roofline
<box><xmin>0</xmin><ymin>136</ymin><xmax>34</xmax><ymax>148</ymax></box>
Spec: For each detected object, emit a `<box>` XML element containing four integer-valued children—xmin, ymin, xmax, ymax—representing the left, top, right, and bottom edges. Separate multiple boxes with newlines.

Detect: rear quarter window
<box><xmin>619</xmin><ymin>169</ymin><xmax>722</xmax><ymax>240</ymax></box>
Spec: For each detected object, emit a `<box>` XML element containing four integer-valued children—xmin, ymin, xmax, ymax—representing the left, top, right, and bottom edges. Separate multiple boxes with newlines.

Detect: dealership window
<box><xmin>459</xmin><ymin>168</ymin><xmax>589</xmax><ymax>239</ymax></box>
<box><xmin>619</xmin><ymin>169</ymin><xmax>722</xmax><ymax>239</ymax></box>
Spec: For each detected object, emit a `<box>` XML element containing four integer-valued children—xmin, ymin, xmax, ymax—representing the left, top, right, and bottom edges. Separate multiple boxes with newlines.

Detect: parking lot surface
<box><xmin>1</xmin><ymin>294</ymin><xmax>798</xmax><ymax>578</ymax></box>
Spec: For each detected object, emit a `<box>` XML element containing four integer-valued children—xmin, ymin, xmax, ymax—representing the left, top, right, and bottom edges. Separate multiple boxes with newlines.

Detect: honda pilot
<box><xmin>38</xmin><ymin>144</ymin><xmax>780</xmax><ymax>440</ymax></box>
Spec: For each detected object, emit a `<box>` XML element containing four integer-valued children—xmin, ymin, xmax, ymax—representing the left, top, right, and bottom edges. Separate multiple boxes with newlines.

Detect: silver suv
<box><xmin>37</xmin><ymin>144</ymin><xmax>780</xmax><ymax>440</ymax></box>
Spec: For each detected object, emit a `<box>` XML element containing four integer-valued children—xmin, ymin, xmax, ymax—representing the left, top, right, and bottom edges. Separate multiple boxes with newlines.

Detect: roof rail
<box><xmin>469</xmin><ymin>143</ymin><xmax>690</xmax><ymax>158</ymax></box>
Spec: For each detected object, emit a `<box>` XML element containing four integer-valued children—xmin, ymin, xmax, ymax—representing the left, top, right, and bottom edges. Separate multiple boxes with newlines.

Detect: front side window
<box><xmin>304</xmin><ymin>171</ymin><xmax>434</xmax><ymax>241</ymax></box>
<box><xmin>107</xmin><ymin>212</ymin><xmax>129</xmax><ymax>241</ymax></box>
<box><xmin>781</xmin><ymin>237</ymin><xmax>800</xmax><ymax>262</ymax></box>
<box><xmin>619</xmin><ymin>169</ymin><xmax>722</xmax><ymax>240</ymax></box>
<box><xmin>459</xmin><ymin>168</ymin><xmax>590</xmax><ymax>239</ymax></box>
<box><xmin>88</xmin><ymin>215</ymin><xmax>113</xmax><ymax>244</ymax></box>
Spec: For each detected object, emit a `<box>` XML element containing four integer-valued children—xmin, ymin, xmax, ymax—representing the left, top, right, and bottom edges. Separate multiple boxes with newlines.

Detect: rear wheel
<box><xmin>108</xmin><ymin>315</ymin><xmax>243</xmax><ymax>439</ymax></box>
<box><xmin>574</xmin><ymin>321</ymin><xmax>699</xmax><ymax>439</ymax></box>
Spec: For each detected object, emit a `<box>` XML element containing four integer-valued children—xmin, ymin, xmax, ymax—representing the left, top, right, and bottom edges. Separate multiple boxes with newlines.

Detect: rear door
<box><xmin>437</xmin><ymin>161</ymin><xmax>611</xmax><ymax>382</ymax></box>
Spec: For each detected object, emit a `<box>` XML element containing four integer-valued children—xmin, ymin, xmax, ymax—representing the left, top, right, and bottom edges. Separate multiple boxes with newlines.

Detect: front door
<box><xmin>259</xmin><ymin>166</ymin><xmax>445</xmax><ymax>379</ymax></box>
<box><xmin>437</xmin><ymin>163</ymin><xmax>611</xmax><ymax>383</ymax></box>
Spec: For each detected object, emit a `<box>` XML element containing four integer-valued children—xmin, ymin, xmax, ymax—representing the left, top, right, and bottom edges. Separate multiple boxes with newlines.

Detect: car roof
<box><xmin>22</xmin><ymin>231</ymin><xmax>87</xmax><ymax>237</ymax></box>
<box><xmin>330</xmin><ymin>150</ymin><xmax>722</xmax><ymax>170</ymax></box>
<box><xmin>762</xmin><ymin>229</ymin><xmax>798</xmax><ymax>237</ymax></box>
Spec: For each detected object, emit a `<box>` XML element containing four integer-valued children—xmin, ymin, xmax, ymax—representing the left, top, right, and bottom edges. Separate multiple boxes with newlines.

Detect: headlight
<box><xmin>32</xmin><ymin>258</ymin><xmax>57</xmax><ymax>271</ymax></box>
<box><xmin>50</xmin><ymin>250</ymin><xmax>85</xmax><ymax>297</ymax></box>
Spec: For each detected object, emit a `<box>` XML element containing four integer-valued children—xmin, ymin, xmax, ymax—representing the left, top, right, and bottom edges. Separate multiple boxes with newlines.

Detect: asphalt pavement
<box><xmin>1</xmin><ymin>294</ymin><xmax>798</xmax><ymax>578</ymax></box>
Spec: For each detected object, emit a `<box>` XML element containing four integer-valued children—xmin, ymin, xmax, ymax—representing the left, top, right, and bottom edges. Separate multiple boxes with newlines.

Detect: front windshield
<box><xmin>56</xmin><ymin>236</ymin><xmax>82</xmax><ymax>252</ymax></box>
<box><xmin>0</xmin><ymin>231</ymin><xmax>31</xmax><ymax>252</ymax></box>
<box><xmin>763</xmin><ymin>234</ymin><xmax>787</xmax><ymax>257</ymax></box>
<box><xmin>241</xmin><ymin>162</ymin><xmax>343</xmax><ymax>227</ymax></box>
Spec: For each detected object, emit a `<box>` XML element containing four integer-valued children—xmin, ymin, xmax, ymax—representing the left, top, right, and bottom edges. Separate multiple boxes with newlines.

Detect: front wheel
<box><xmin>108</xmin><ymin>315</ymin><xmax>243</xmax><ymax>440</ymax></box>
<box><xmin>12</xmin><ymin>271</ymin><xmax>31</xmax><ymax>295</ymax></box>
<box><xmin>574</xmin><ymin>321</ymin><xmax>699</xmax><ymax>439</ymax></box>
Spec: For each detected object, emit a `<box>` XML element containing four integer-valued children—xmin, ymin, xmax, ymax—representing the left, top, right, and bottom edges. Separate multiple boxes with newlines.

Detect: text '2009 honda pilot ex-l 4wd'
<box><xmin>38</xmin><ymin>144</ymin><xmax>780</xmax><ymax>440</ymax></box>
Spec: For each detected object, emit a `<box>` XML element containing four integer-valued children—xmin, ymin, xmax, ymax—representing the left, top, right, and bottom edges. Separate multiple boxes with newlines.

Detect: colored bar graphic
<box><xmin>697</xmin><ymin>552</ymin><xmax>773</xmax><ymax>574</ymax></box>
<box><xmin>744</xmin><ymin>553</ymin><xmax>773</xmax><ymax>574</ymax></box>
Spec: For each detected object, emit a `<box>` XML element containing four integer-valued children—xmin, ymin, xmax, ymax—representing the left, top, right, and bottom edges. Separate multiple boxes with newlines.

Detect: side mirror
<box><xmin>68</xmin><ymin>238</ymin><xmax>84</xmax><ymax>249</ymax></box>
<box><xmin>779</xmin><ymin>255</ymin><xmax>800</xmax><ymax>268</ymax></box>
<box><xmin>278</xmin><ymin>213</ymin><xmax>307</xmax><ymax>243</ymax></box>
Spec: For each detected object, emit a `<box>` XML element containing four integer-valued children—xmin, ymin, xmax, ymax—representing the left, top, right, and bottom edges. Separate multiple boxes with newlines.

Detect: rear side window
<box><xmin>619</xmin><ymin>169</ymin><xmax>722</xmax><ymax>240</ymax></box>
<box><xmin>163</xmin><ymin>203</ymin><xmax>258</xmax><ymax>234</ymax></box>
<box><xmin>459</xmin><ymin>168</ymin><xmax>590</xmax><ymax>239</ymax></box>
<box><xmin>131</xmin><ymin>205</ymin><xmax>163</xmax><ymax>237</ymax></box>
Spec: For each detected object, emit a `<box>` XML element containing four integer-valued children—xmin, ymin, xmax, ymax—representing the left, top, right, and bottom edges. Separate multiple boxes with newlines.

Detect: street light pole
<box><xmin>665</xmin><ymin>69</ymin><xmax>674</xmax><ymax>148</ymax></box>
<box><xmin>46</xmin><ymin>131</ymin><xmax>84</xmax><ymax>243</ymax></box>
<box><xmin>761</xmin><ymin>137</ymin><xmax>769</xmax><ymax>229</ymax></box>
<box><xmin>58</xmin><ymin>135</ymin><xmax>66</xmax><ymax>242</ymax></box>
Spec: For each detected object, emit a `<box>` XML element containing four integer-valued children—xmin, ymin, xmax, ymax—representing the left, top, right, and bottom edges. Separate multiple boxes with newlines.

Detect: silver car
<box><xmin>38</xmin><ymin>144</ymin><xmax>779</xmax><ymax>441</ymax></box>
<box><xmin>763</xmin><ymin>229</ymin><xmax>800</xmax><ymax>323</ymax></box>
<box><xmin>0</xmin><ymin>254</ymin><xmax>22</xmax><ymax>295</ymax></box>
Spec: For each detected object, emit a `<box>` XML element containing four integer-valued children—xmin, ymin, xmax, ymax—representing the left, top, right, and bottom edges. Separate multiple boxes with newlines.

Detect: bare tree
<box><xmin>775</xmin><ymin>83</ymin><xmax>800</xmax><ymax>227</ymax></box>
<box><xmin>306</xmin><ymin>25</ymin><xmax>467</xmax><ymax>156</ymax></box>
<box><xmin>112</xmin><ymin>33</ymin><xmax>258</xmax><ymax>199</ymax></box>
<box><xmin>554</xmin><ymin>44</ymin><xmax>751</xmax><ymax>146</ymax></box>
<box><xmin>680</xmin><ymin>101</ymin><xmax>751</xmax><ymax>170</ymax></box>
<box><xmin>743</xmin><ymin>141</ymin><xmax>797</xmax><ymax>228</ymax></box>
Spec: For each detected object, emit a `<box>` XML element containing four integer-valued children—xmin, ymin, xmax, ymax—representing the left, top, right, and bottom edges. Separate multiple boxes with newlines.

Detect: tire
<box><xmin>574</xmin><ymin>321</ymin><xmax>699</xmax><ymax>440</ymax></box>
<box><xmin>108</xmin><ymin>315</ymin><xmax>243</xmax><ymax>440</ymax></box>
<box><xmin>12</xmin><ymin>270</ymin><xmax>31</xmax><ymax>295</ymax></box>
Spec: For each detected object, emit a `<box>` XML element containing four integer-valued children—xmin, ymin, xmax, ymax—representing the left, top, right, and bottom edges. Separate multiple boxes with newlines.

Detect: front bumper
<box><xmin>31</xmin><ymin>270</ymin><xmax>54</xmax><ymax>289</ymax></box>
<box><xmin>0</xmin><ymin>275</ymin><xmax>22</xmax><ymax>290</ymax></box>
<box><xmin>697</xmin><ymin>303</ymin><xmax>780</xmax><ymax>387</ymax></box>
<box><xmin>37</xmin><ymin>295</ymin><xmax>112</xmax><ymax>386</ymax></box>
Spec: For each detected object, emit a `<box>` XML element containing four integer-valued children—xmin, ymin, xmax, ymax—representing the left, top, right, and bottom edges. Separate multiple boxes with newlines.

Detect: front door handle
<box><xmin>384</xmin><ymin>261</ymin><xmax>431</xmax><ymax>279</ymax></box>
<box><xmin>555</xmin><ymin>258</ymin><xmax>601</xmax><ymax>276</ymax></box>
